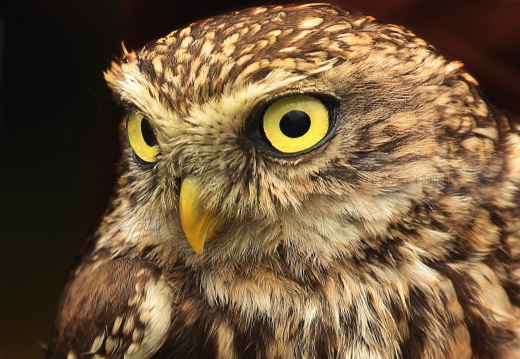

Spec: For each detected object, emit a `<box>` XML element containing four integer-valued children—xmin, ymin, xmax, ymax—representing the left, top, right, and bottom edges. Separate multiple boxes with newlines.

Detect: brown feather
<box><xmin>48</xmin><ymin>4</ymin><xmax>520</xmax><ymax>358</ymax></box>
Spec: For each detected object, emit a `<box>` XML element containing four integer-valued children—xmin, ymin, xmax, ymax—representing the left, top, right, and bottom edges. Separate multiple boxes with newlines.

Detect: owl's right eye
<box><xmin>126</xmin><ymin>110</ymin><xmax>159</xmax><ymax>165</ymax></box>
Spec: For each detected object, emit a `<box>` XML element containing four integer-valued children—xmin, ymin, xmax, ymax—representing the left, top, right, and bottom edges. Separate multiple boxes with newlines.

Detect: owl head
<box><xmin>103</xmin><ymin>3</ymin><xmax>502</xmax><ymax>267</ymax></box>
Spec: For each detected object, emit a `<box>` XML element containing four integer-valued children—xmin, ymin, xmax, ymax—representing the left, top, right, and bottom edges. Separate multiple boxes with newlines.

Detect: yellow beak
<box><xmin>179</xmin><ymin>177</ymin><xmax>224</xmax><ymax>254</ymax></box>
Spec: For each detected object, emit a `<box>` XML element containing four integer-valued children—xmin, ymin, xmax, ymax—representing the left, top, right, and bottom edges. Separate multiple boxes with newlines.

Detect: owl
<box><xmin>47</xmin><ymin>3</ymin><xmax>520</xmax><ymax>359</ymax></box>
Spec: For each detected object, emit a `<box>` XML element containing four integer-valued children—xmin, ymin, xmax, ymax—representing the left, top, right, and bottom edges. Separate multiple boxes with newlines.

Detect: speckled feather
<box><xmin>48</xmin><ymin>3</ymin><xmax>520</xmax><ymax>358</ymax></box>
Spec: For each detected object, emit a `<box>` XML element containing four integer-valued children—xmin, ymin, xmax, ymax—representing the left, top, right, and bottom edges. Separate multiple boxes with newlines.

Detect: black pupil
<box><xmin>279</xmin><ymin>110</ymin><xmax>311</xmax><ymax>138</ymax></box>
<box><xmin>141</xmin><ymin>119</ymin><xmax>157</xmax><ymax>146</ymax></box>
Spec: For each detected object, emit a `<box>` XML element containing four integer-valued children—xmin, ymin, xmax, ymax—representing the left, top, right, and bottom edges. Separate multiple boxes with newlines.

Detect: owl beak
<box><xmin>179</xmin><ymin>177</ymin><xmax>224</xmax><ymax>254</ymax></box>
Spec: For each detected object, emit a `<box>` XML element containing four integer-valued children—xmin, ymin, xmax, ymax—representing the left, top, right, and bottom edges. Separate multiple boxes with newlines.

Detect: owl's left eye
<box><xmin>256</xmin><ymin>94</ymin><xmax>338</xmax><ymax>156</ymax></box>
<box><xmin>126</xmin><ymin>109</ymin><xmax>159</xmax><ymax>165</ymax></box>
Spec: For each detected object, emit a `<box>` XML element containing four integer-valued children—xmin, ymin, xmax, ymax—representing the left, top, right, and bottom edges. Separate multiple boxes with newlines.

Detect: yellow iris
<box><xmin>126</xmin><ymin>110</ymin><xmax>159</xmax><ymax>163</ymax></box>
<box><xmin>262</xmin><ymin>95</ymin><xmax>329</xmax><ymax>154</ymax></box>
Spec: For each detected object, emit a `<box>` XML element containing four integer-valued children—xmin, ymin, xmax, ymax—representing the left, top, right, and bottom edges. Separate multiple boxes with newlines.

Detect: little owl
<box><xmin>47</xmin><ymin>3</ymin><xmax>520</xmax><ymax>358</ymax></box>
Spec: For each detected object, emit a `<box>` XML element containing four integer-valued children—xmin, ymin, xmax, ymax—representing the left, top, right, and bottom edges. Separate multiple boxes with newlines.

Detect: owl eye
<box><xmin>261</xmin><ymin>95</ymin><xmax>335</xmax><ymax>155</ymax></box>
<box><xmin>126</xmin><ymin>110</ymin><xmax>159</xmax><ymax>165</ymax></box>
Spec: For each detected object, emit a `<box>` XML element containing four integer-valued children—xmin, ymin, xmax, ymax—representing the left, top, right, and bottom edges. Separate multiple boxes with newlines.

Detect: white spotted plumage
<box><xmin>48</xmin><ymin>4</ymin><xmax>520</xmax><ymax>358</ymax></box>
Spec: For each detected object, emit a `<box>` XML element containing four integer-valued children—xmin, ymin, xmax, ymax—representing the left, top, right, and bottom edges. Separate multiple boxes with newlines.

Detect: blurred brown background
<box><xmin>0</xmin><ymin>0</ymin><xmax>519</xmax><ymax>358</ymax></box>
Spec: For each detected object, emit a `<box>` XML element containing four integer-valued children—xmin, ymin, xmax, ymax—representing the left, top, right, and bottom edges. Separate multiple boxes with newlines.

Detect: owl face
<box><xmin>104</xmin><ymin>4</ymin><xmax>487</xmax><ymax>263</ymax></box>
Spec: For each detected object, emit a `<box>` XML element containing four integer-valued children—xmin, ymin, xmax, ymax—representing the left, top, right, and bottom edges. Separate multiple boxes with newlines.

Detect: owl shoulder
<box><xmin>46</xmin><ymin>249</ymin><xmax>173</xmax><ymax>358</ymax></box>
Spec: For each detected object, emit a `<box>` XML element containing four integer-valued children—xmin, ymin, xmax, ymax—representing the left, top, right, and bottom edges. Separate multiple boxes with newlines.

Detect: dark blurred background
<box><xmin>0</xmin><ymin>0</ymin><xmax>519</xmax><ymax>357</ymax></box>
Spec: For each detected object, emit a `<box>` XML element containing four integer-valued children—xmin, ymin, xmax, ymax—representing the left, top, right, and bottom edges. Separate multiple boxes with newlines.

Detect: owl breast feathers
<box><xmin>47</xmin><ymin>3</ymin><xmax>520</xmax><ymax>359</ymax></box>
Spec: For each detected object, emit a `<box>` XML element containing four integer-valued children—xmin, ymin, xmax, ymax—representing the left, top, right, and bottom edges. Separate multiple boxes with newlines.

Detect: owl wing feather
<box><xmin>47</xmin><ymin>250</ymin><xmax>173</xmax><ymax>358</ymax></box>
